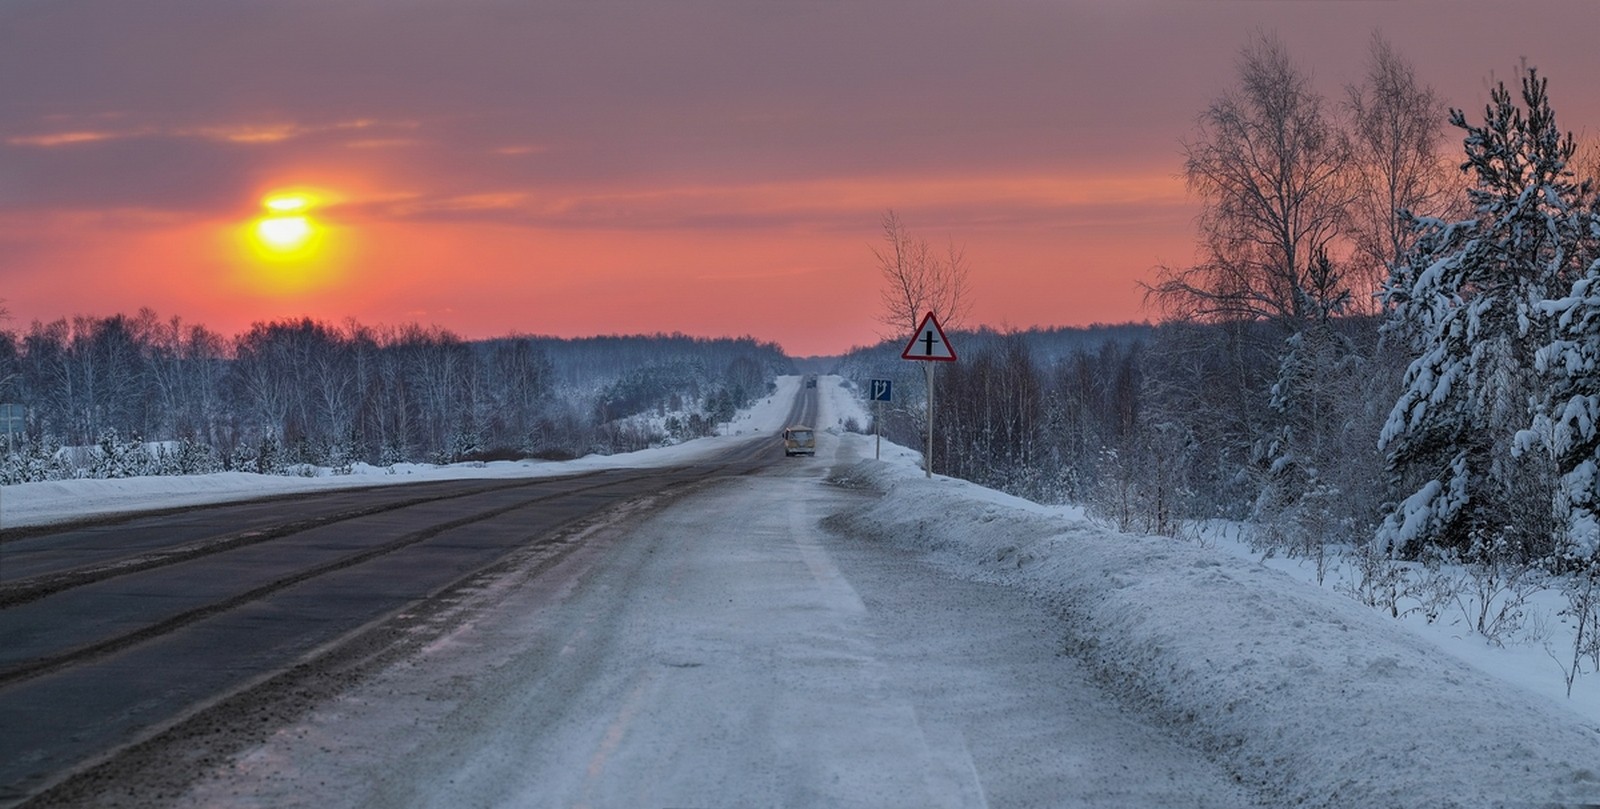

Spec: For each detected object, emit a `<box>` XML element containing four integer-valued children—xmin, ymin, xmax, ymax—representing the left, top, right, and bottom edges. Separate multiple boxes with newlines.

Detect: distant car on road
<box><xmin>782</xmin><ymin>426</ymin><xmax>816</xmax><ymax>457</ymax></box>
<box><xmin>805</xmin><ymin>377</ymin><xmax>817</xmax><ymax>388</ymax></box>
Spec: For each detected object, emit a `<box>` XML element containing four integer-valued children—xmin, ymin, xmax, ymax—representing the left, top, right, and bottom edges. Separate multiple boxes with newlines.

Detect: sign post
<box><xmin>0</xmin><ymin>403</ymin><xmax>22</xmax><ymax>458</ymax></box>
<box><xmin>868</xmin><ymin>379</ymin><xmax>892</xmax><ymax>460</ymax></box>
<box><xmin>0</xmin><ymin>404</ymin><xmax>18</xmax><ymax>583</ymax></box>
<box><xmin>899</xmin><ymin>312</ymin><xmax>957</xmax><ymax>478</ymax></box>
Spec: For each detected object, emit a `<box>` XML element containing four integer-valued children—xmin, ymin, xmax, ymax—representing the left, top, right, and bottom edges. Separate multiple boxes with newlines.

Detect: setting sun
<box><xmin>236</xmin><ymin>187</ymin><xmax>345</xmax><ymax>295</ymax></box>
<box><xmin>254</xmin><ymin>215</ymin><xmax>314</xmax><ymax>251</ymax></box>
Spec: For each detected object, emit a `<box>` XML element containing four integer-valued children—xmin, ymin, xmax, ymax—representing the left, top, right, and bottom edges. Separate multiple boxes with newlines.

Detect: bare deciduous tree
<box><xmin>1150</xmin><ymin>33</ymin><xmax>1353</xmax><ymax>326</ymax></box>
<box><xmin>1344</xmin><ymin>33</ymin><xmax>1453</xmax><ymax>307</ymax></box>
<box><xmin>873</xmin><ymin>210</ymin><xmax>971</xmax><ymax>336</ymax></box>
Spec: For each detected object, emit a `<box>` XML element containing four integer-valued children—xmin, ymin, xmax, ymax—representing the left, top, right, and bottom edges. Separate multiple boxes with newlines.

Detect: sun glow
<box><xmin>263</xmin><ymin>193</ymin><xmax>314</xmax><ymax>213</ymax></box>
<box><xmin>239</xmin><ymin>188</ymin><xmax>344</xmax><ymax>295</ymax></box>
<box><xmin>255</xmin><ymin>215</ymin><xmax>313</xmax><ymax>250</ymax></box>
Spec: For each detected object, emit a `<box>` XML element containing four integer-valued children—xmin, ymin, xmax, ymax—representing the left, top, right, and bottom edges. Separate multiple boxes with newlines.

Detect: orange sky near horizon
<box><xmin>2</xmin><ymin>168</ymin><xmax>1195</xmax><ymax>355</ymax></box>
<box><xmin>2</xmin><ymin>1</ymin><xmax>1597</xmax><ymax>357</ymax></box>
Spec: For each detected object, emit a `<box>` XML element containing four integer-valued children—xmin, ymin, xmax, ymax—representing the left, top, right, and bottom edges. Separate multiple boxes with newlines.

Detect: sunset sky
<box><xmin>2</xmin><ymin>1</ymin><xmax>1597</xmax><ymax>356</ymax></box>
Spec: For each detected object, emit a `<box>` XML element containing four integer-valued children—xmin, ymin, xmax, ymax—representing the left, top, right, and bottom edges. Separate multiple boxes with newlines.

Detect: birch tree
<box><xmin>1344</xmin><ymin>33</ymin><xmax>1453</xmax><ymax>306</ymax></box>
<box><xmin>1151</xmin><ymin>32</ymin><xmax>1352</xmax><ymax>326</ymax></box>
<box><xmin>1149</xmin><ymin>33</ymin><xmax>1358</xmax><ymax>527</ymax></box>
<box><xmin>873</xmin><ymin>210</ymin><xmax>971</xmax><ymax>336</ymax></box>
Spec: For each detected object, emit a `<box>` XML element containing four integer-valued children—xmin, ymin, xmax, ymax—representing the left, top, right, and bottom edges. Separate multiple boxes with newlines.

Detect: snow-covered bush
<box><xmin>1255</xmin><ymin>481</ymin><xmax>1350</xmax><ymax>585</ymax></box>
<box><xmin>0</xmin><ymin>433</ymin><xmax>74</xmax><ymax>484</ymax></box>
<box><xmin>154</xmin><ymin>435</ymin><xmax>222</xmax><ymax>476</ymax></box>
<box><xmin>88</xmin><ymin>429</ymin><xmax>154</xmax><ymax>479</ymax></box>
<box><xmin>1087</xmin><ymin>424</ymin><xmax>1194</xmax><ymax>538</ymax></box>
<box><xmin>231</xmin><ymin>431</ymin><xmax>289</xmax><ymax>476</ymax></box>
<box><xmin>1446</xmin><ymin>532</ymin><xmax>1545</xmax><ymax>647</ymax></box>
<box><xmin>1338</xmin><ymin>543</ymin><xmax>1458</xmax><ymax>624</ymax></box>
<box><xmin>1551</xmin><ymin>568</ymin><xmax>1600</xmax><ymax>696</ymax></box>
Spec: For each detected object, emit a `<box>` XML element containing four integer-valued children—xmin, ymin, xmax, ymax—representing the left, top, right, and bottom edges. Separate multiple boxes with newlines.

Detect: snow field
<box><xmin>821</xmin><ymin>451</ymin><xmax>1600</xmax><ymax>808</ymax></box>
<box><xmin>1196</xmin><ymin>520</ymin><xmax>1600</xmax><ymax>732</ymax></box>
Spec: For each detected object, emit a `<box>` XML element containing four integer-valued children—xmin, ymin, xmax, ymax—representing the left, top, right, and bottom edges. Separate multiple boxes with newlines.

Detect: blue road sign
<box><xmin>869</xmin><ymin>379</ymin><xmax>892</xmax><ymax>402</ymax></box>
<box><xmin>0</xmin><ymin>404</ymin><xmax>23</xmax><ymax>435</ymax></box>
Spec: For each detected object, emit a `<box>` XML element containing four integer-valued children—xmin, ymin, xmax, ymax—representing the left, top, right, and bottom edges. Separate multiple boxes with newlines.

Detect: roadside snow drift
<box><xmin>823</xmin><ymin>457</ymin><xmax>1600</xmax><ymax>809</ymax></box>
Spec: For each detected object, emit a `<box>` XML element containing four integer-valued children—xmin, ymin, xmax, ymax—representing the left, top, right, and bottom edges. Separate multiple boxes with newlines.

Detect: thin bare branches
<box><xmin>873</xmin><ymin>210</ymin><xmax>971</xmax><ymax>337</ymax></box>
<box><xmin>1150</xmin><ymin>33</ymin><xmax>1352</xmax><ymax>328</ymax></box>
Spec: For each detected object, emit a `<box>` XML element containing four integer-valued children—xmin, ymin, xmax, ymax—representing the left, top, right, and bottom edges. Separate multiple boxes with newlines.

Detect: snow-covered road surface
<box><xmin>169</xmin><ymin>441</ymin><xmax>1259</xmax><ymax>808</ymax></box>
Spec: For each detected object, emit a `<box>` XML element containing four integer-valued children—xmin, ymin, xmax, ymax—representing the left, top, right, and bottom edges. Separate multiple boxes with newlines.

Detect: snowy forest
<box><xmin>851</xmin><ymin>37</ymin><xmax>1600</xmax><ymax>596</ymax></box>
<box><xmin>0</xmin><ymin>314</ymin><xmax>789</xmax><ymax>480</ymax></box>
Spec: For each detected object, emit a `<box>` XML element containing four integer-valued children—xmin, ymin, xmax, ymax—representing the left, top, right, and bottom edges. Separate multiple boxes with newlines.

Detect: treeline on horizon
<box><xmin>0</xmin><ymin>310</ymin><xmax>790</xmax><ymax>480</ymax></box>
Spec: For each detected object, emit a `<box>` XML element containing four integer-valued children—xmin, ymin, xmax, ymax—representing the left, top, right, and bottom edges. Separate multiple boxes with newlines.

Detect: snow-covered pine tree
<box><xmin>1529</xmin><ymin>259</ymin><xmax>1600</xmax><ymax>564</ymax></box>
<box><xmin>1379</xmin><ymin>68</ymin><xmax>1588</xmax><ymax>559</ymax></box>
<box><xmin>0</xmin><ymin>433</ymin><xmax>71</xmax><ymax>484</ymax></box>
<box><xmin>1521</xmin><ymin>203</ymin><xmax>1600</xmax><ymax>564</ymax></box>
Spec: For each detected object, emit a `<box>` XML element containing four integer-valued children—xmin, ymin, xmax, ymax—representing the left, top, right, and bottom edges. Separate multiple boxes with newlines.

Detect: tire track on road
<box><xmin>0</xmin><ymin>476</ymin><xmax>595</xmax><ymax>609</ymax></box>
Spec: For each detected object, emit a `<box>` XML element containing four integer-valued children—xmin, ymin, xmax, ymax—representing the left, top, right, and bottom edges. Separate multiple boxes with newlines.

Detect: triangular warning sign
<box><xmin>901</xmin><ymin>312</ymin><xmax>957</xmax><ymax>362</ymax></box>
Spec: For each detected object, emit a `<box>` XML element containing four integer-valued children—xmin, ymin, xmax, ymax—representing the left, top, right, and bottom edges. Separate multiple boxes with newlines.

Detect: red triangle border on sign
<box><xmin>901</xmin><ymin>312</ymin><xmax>957</xmax><ymax>362</ymax></box>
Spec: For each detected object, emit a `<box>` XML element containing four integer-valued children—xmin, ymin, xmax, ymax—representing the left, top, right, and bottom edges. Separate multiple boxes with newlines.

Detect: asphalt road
<box><xmin>0</xmin><ymin>386</ymin><xmax>819</xmax><ymax>806</ymax></box>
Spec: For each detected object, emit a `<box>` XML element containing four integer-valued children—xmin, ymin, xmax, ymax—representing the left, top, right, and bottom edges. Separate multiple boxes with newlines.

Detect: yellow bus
<box><xmin>782</xmin><ymin>426</ymin><xmax>816</xmax><ymax>457</ymax></box>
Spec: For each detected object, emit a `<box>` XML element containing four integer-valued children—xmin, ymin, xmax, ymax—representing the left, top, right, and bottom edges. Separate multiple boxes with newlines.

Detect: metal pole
<box><xmin>874</xmin><ymin>397</ymin><xmax>881</xmax><ymax>460</ymax></box>
<box><xmin>924</xmin><ymin>362</ymin><xmax>934</xmax><ymax>478</ymax></box>
<box><xmin>2</xmin><ymin>418</ymin><xmax>7</xmax><ymax>584</ymax></box>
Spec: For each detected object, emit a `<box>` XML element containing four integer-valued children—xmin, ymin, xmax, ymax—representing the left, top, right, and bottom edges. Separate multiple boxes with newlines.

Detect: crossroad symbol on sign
<box><xmin>869</xmin><ymin>379</ymin><xmax>892</xmax><ymax>402</ymax></box>
<box><xmin>900</xmin><ymin>312</ymin><xmax>957</xmax><ymax>362</ymax></box>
